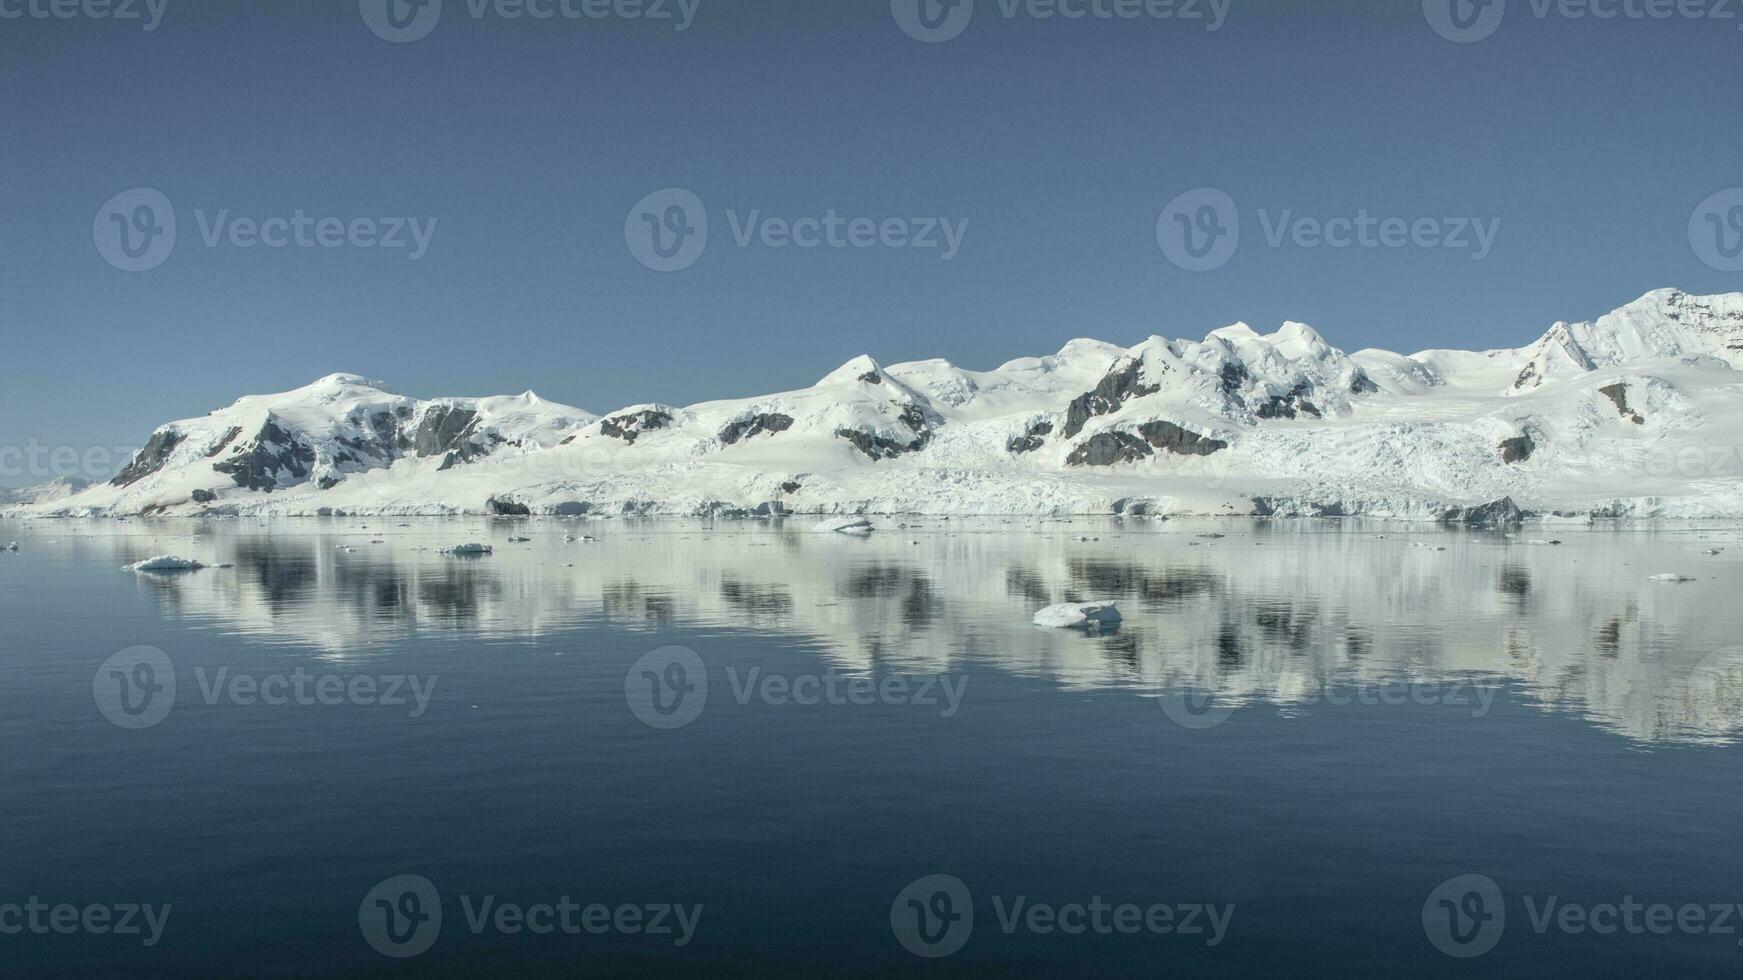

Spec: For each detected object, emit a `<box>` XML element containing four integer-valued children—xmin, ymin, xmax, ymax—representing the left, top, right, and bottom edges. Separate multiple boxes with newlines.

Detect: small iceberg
<box><xmin>508</xmin><ymin>536</ymin><xmax>532</xmax><ymax>543</ymax></box>
<box><xmin>126</xmin><ymin>555</ymin><xmax>206</xmax><ymax>573</ymax></box>
<box><xmin>813</xmin><ymin>516</ymin><xmax>874</xmax><ymax>535</ymax></box>
<box><xmin>1033</xmin><ymin>601</ymin><xmax>1122</xmax><ymax>629</ymax></box>
<box><xmin>441</xmin><ymin>543</ymin><xmax>494</xmax><ymax>556</ymax></box>
<box><xmin>4</xmin><ymin>542</ymin><xmax>17</xmax><ymax>552</ymax></box>
<box><xmin>1649</xmin><ymin>573</ymin><xmax>1695</xmax><ymax>583</ymax></box>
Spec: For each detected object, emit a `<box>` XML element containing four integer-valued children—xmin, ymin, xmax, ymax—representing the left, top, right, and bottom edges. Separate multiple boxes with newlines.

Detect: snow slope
<box><xmin>17</xmin><ymin>289</ymin><xmax>1743</xmax><ymax>519</ymax></box>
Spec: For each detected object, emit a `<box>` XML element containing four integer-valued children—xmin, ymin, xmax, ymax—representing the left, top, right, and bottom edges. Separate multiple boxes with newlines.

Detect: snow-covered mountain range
<box><xmin>15</xmin><ymin>288</ymin><xmax>1743</xmax><ymax>519</ymax></box>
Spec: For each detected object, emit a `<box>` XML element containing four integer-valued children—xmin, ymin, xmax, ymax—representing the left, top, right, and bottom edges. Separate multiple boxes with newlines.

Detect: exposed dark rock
<box><xmin>1254</xmin><ymin>383</ymin><xmax>1323</xmax><ymax>420</ymax></box>
<box><xmin>211</xmin><ymin>419</ymin><xmax>315</xmax><ymax>492</ymax></box>
<box><xmin>857</xmin><ymin>371</ymin><xmax>882</xmax><ymax>384</ymax></box>
<box><xmin>1135</xmin><ymin>420</ymin><xmax>1228</xmax><ymax>456</ymax></box>
<box><xmin>1007</xmin><ymin>420</ymin><xmax>1054</xmax><ymax>455</ymax></box>
<box><xmin>1499</xmin><ymin>434</ymin><xmax>1535</xmax><ymax>463</ymax></box>
<box><xmin>836</xmin><ymin>426</ymin><xmax>928</xmax><ymax>460</ymax></box>
<box><xmin>719</xmin><ymin>413</ymin><xmax>795</xmax><ymax>445</ymax></box>
<box><xmin>779</xmin><ymin>481</ymin><xmax>803</xmax><ymax>494</ymax></box>
<box><xmin>1439</xmin><ymin>496</ymin><xmax>1526</xmax><ymax>527</ymax></box>
<box><xmin>1598</xmin><ymin>383</ymin><xmax>1645</xmax><ymax>424</ymax></box>
<box><xmin>190</xmin><ymin>488</ymin><xmax>217</xmax><ymax>504</ymax></box>
<box><xmin>112</xmin><ymin>429</ymin><xmax>185</xmax><ymax>487</ymax></box>
<box><xmin>754</xmin><ymin>500</ymin><xmax>789</xmax><ymax>517</ymax></box>
<box><xmin>317</xmin><ymin>476</ymin><xmax>343</xmax><ymax>491</ymax></box>
<box><xmin>1066</xmin><ymin>431</ymin><xmax>1153</xmax><ymax>466</ymax></box>
<box><xmin>1348</xmin><ymin>372</ymin><xmax>1380</xmax><ymax>394</ymax></box>
<box><xmin>1062</xmin><ymin>359</ymin><xmax>1161</xmax><ymax>438</ymax></box>
<box><xmin>486</xmin><ymin>496</ymin><xmax>532</xmax><ymax>516</ymax></box>
<box><xmin>1112</xmin><ymin>497</ymin><xmax>1166</xmax><ymax>517</ymax></box>
<box><xmin>550</xmin><ymin>501</ymin><xmax>592</xmax><ymax>516</ymax></box>
<box><xmin>205</xmin><ymin>427</ymin><xmax>244</xmax><ymax>458</ymax></box>
<box><xmin>1219</xmin><ymin>361</ymin><xmax>1250</xmax><ymax>396</ymax></box>
<box><xmin>1067</xmin><ymin>421</ymin><xmax>1226</xmax><ymax>466</ymax></box>
<box><xmin>600</xmin><ymin>410</ymin><xmax>673</xmax><ymax>445</ymax></box>
<box><xmin>413</xmin><ymin>405</ymin><xmax>479</xmax><ymax>457</ymax></box>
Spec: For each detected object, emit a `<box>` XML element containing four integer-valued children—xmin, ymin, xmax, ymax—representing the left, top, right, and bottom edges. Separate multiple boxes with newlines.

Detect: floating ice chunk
<box><xmin>508</xmin><ymin>536</ymin><xmax>532</xmax><ymax>543</ymax></box>
<box><xmin>441</xmin><ymin>543</ymin><xmax>494</xmax><ymax>556</ymax></box>
<box><xmin>4</xmin><ymin>542</ymin><xmax>17</xmax><ymax>552</ymax></box>
<box><xmin>127</xmin><ymin>555</ymin><xmax>205</xmax><ymax>572</ymax></box>
<box><xmin>1649</xmin><ymin>573</ymin><xmax>1695</xmax><ymax>583</ymax></box>
<box><xmin>1033</xmin><ymin>601</ymin><xmax>1122</xmax><ymax>629</ymax></box>
<box><xmin>813</xmin><ymin>516</ymin><xmax>874</xmax><ymax>535</ymax></box>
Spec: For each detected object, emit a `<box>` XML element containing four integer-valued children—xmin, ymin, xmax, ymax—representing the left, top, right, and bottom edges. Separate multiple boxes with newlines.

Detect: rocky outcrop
<box><xmin>600</xmin><ymin>410</ymin><xmax>673</xmax><ymax>445</ymax></box>
<box><xmin>485</xmin><ymin>496</ymin><xmax>532</xmax><ymax>516</ymax></box>
<box><xmin>211</xmin><ymin>418</ymin><xmax>316</xmax><ymax>492</ymax></box>
<box><xmin>1062</xmin><ymin>359</ymin><xmax>1161</xmax><ymax>438</ymax></box>
<box><xmin>1007</xmin><ymin>420</ymin><xmax>1054</xmax><ymax>455</ymax></box>
<box><xmin>111</xmin><ymin>429</ymin><xmax>184</xmax><ymax>487</ymax></box>
<box><xmin>1067</xmin><ymin>421</ymin><xmax>1227</xmax><ymax>467</ymax></box>
<box><xmin>413</xmin><ymin>405</ymin><xmax>479</xmax><ymax>457</ymax></box>
<box><xmin>1499</xmin><ymin>434</ymin><xmax>1535</xmax><ymax>463</ymax></box>
<box><xmin>190</xmin><ymin>488</ymin><xmax>217</xmax><ymax>504</ymax></box>
<box><xmin>1599</xmin><ymin>383</ymin><xmax>1645</xmax><ymax>424</ymax></box>
<box><xmin>719</xmin><ymin>413</ymin><xmax>794</xmax><ymax>445</ymax></box>
<box><xmin>1253</xmin><ymin>383</ymin><xmax>1324</xmax><ymax>420</ymax></box>
<box><xmin>1439</xmin><ymin>496</ymin><xmax>1526</xmax><ymax>527</ymax></box>
<box><xmin>837</xmin><ymin>405</ymin><xmax>935</xmax><ymax>461</ymax></box>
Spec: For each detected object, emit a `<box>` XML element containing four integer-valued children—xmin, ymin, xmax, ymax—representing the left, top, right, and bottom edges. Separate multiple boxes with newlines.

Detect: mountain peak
<box><xmin>817</xmin><ymin>355</ymin><xmax>885</xmax><ymax>386</ymax></box>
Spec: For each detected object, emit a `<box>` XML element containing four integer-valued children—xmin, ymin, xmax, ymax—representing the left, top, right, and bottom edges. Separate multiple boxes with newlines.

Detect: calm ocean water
<box><xmin>2</xmin><ymin>517</ymin><xmax>1741</xmax><ymax>977</ymax></box>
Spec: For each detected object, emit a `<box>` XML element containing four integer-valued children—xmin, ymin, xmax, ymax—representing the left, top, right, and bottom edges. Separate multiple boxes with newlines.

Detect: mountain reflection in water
<box><xmin>38</xmin><ymin>516</ymin><xmax>1743</xmax><ymax>747</ymax></box>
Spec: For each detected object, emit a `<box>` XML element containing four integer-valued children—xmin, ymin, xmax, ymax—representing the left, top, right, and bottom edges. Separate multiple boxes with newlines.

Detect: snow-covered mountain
<box><xmin>17</xmin><ymin>288</ymin><xmax>1743</xmax><ymax>519</ymax></box>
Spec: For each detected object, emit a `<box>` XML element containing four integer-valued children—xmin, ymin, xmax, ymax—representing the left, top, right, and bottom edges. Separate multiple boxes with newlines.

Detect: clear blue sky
<box><xmin>3</xmin><ymin>0</ymin><xmax>1741</xmax><ymax>480</ymax></box>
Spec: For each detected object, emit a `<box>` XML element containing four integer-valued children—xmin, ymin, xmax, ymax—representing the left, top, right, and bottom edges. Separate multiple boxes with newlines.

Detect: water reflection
<box><xmin>23</xmin><ymin>517</ymin><xmax>1743</xmax><ymax>746</ymax></box>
